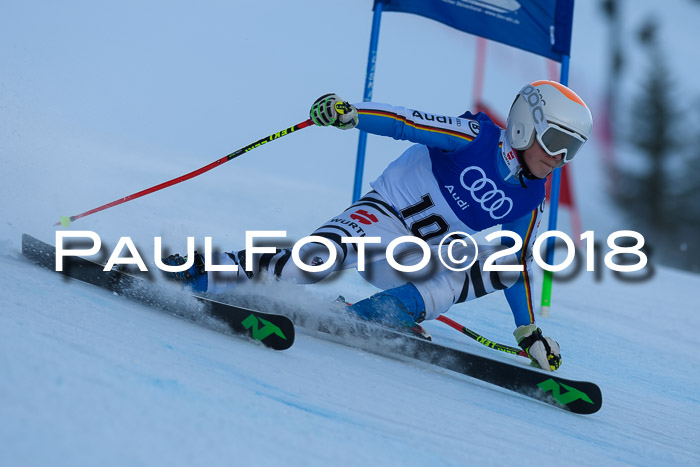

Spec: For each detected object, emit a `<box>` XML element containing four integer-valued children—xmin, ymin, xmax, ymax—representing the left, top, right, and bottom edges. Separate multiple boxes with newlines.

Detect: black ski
<box><xmin>23</xmin><ymin>231</ymin><xmax>600</xmax><ymax>411</ymax></box>
<box><xmin>384</xmin><ymin>331</ymin><xmax>601</xmax><ymax>414</ymax></box>
<box><xmin>287</xmin><ymin>310</ymin><xmax>602</xmax><ymax>414</ymax></box>
<box><xmin>21</xmin><ymin>234</ymin><xmax>294</xmax><ymax>350</ymax></box>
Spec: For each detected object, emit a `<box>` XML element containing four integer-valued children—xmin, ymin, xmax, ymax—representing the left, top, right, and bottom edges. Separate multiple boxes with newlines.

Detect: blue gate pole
<box><xmin>352</xmin><ymin>0</ymin><xmax>384</xmax><ymax>202</ymax></box>
<box><xmin>540</xmin><ymin>54</ymin><xmax>570</xmax><ymax>317</ymax></box>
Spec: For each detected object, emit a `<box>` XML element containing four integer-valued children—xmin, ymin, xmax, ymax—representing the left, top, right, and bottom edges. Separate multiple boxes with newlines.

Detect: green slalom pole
<box><xmin>540</xmin><ymin>270</ymin><xmax>553</xmax><ymax>318</ymax></box>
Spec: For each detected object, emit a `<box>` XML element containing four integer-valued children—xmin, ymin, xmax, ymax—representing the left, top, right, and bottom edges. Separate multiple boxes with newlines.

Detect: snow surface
<box><xmin>2</xmin><ymin>1</ymin><xmax>700</xmax><ymax>466</ymax></box>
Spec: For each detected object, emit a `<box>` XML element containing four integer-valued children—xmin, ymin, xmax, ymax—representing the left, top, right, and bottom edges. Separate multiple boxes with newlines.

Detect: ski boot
<box><xmin>162</xmin><ymin>252</ymin><xmax>208</xmax><ymax>293</ymax></box>
<box><xmin>346</xmin><ymin>283</ymin><xmax>432</xmax><ymax>341</ymax></box>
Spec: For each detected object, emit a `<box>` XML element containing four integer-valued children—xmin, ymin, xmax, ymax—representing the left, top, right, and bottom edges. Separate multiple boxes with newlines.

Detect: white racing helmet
<box><xmin>506</xmin><ymin>80</ymin><xmax>593</xmax><ymax>163</ymax></box>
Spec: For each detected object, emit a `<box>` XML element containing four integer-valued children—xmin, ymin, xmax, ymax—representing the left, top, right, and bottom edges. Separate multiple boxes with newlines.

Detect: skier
<box><xmin>165</xmin><ymin>80</ymin><xmax>593</xmax><ymax>371</ymax></box>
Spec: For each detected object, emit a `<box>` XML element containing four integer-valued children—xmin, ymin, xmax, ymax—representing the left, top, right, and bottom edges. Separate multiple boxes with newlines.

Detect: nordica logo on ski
<box><xmin>242</xmin><ymin>314</ymin><xmax>287</xmax><ymax>341</ymax></box>
<box><xmin>537</xmin><ymin>378</ymin><xmax>594</xmax><ymax>406</ymax></box>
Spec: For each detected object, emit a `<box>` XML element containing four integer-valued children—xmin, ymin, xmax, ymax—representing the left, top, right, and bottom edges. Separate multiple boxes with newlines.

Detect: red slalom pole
<box><xmin>436</xmin><ymin>315</ymin><xmax>528</xmax><ymax>358</ymax></box>
<box><xmin>56</xmin><ymin>119</ymin><xmax>315</xmax><ymax>227</ymax></box>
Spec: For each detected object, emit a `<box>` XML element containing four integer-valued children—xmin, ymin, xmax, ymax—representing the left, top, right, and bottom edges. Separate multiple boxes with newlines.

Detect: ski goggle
<box><xmin>536</xmin><ymin>123</ymin><xmax>587</xmax><ymax>163</ymax></box>
<box><xmin>520</xmin><ymin>83</ymin><xmax>588</xmax><ymax>163</ymax></box>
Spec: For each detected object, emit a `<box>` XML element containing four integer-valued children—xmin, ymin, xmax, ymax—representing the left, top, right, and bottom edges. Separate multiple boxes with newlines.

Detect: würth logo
<box><xmin>350</xmin><ymin>209</ymin><xmax>378</xmax><ymax>225</ymax></box>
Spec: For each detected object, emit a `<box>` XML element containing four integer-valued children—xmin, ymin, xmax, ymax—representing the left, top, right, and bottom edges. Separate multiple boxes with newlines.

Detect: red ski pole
<box><xmin>56</xmin><ymin>118</ymin><xmax>315</xmax><ymax>227</ymax></box>
<box><xmin>436</xmin><ymin>314</ymin><xmax>528</xmax><ymax>358</ymax></box>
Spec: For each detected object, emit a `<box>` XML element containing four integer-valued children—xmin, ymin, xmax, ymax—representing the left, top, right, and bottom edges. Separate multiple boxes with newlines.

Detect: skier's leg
<box><xmin>414</xmin><ymin>252</ymin><xmax>521</xmax><ymax>320</ymax></box>
<box><xmin>167</xmin><ymin>191</ymin><xmax>408</xmax><ymax>293</ymax></box>
<box><xmin>207</xmin><ymin>241</ymin><xmax>343</xmax><ymax>293</ymax></box>
<box><xmin>163</xmin><ymin>239</ymin><xmax>345</xmax><ymax>294</ymax></box>
<box><xmin>348</xmin><ymin>243</ymin><xmax>521</xmax><ymax>324</ymax></box>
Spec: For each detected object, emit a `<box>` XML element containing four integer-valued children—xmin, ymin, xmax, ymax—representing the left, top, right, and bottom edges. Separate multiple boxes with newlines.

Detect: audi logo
<box><xmin>459</xmin><ymin>166</ymin><xmax>513</xmax><ymax>219</ymax></box>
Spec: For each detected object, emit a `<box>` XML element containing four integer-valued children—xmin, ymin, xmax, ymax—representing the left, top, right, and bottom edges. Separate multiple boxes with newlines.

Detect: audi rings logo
<box><xmin>459</xmin><ymin>166</ymin><xmax>513</xmax><ymax>219</ymax></box>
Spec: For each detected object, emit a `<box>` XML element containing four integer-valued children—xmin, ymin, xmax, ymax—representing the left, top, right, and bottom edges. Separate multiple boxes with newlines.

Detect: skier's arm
<box><xmin>502</xmin><ymin>203</ymin><xmax>562</xmax><ymax>371</ymax></box>
<box><xmin>500</xmin><ymin>202</ymin><xmax>545</xmax><ymax>327</ymax></box>
<box><xmin>308</xmin><ymin>94</ymin><xmax>479</xmax><ymax>151</ymax></box>
<box><xmin>354</xmin><ymin>102</ymin><xmax>479</xmax><ymax>152</ymax></box>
